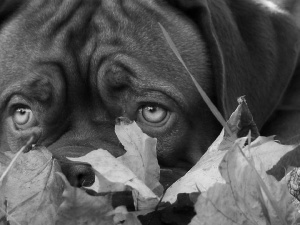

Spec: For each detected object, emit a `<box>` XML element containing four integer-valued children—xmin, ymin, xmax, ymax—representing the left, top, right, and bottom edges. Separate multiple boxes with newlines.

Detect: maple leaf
<box><xmin>115</xmin><ymin>118</ymin><xmax>163</xmax><ymax>196</ymax></box>
<box><xmin>190</xmin><ymin>140</ymin><xmax>298</xmax><ymax>225</ymax></box>
<box><xmin>68</xmin><ymin>119</ymin><xmax>162</xmax><ymax>211</ymax></box>
<box><xmin>56</xmin><ymin>172</ymin><xmax>114</xmax><ymax>225</ymax></box>
<box><xmin>0</xmin><ymin>147</ymin><xmax>63</xmax><ymax>225</ymax></box>
<box><xmin>162</xmin><ymin>97</ymin><xmax>258</xmax><ymax>203</ymax></box>
<box><xmin>68</xmin><ymin>149</ymin><xmax>160</xmax><ymax>211</ymax></box>
<box><xmin>246</xmin><ymin>136</ymin><xmax>296</xmax><ymax>174</ymax></box>
<box><xmin>162</xmin><ymin>97</ymin><xmax>297</xmax><ymax>204</ymax></box>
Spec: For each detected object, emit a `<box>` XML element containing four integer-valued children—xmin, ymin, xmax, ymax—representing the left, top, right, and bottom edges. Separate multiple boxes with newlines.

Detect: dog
<box><xmin>0</xmin><ymin>0</ymin><xmax>299</xmax><ymax>187</ymax></box>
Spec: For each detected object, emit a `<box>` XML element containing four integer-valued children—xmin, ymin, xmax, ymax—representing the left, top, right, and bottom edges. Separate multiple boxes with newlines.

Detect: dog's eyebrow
<box><xmin>0</xmin><ymin>78</ymin><xmax>52</xmax><ymax>109</ymax></box>
<box><xmin>102</xmin><ymin>54</ymin><xmax>189</xmax><ymax>110</ymax></box>
<box><xmin>135</xmin><ymin>81</ymin><xmax>189</xmax><ymax>110</ymax></box>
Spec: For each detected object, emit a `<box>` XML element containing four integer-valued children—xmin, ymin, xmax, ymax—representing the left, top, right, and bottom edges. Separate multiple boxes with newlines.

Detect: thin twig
<box><xmin>0</xmin><ymin>136</ymin><xmax>34</xmax><ymax>185</ymax></box>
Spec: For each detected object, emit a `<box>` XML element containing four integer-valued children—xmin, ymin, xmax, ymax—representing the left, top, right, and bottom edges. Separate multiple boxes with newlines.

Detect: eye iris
<box><xmin>14</xmin><ymin>108</ymin><xmax>31</xmax><ymax>125</ymax></box>
<box><xmin>142</xmin><ymin>106</ymin><xmax>167</xmax><ymax>123</ymax></box>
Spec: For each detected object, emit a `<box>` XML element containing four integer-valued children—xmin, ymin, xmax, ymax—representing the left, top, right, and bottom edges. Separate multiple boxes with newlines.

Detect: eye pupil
<box><xmin>147</xmin><ymin>106</ymin><xmax>156</xmax><ymax>113</ymax></box>
<box><xmin>141</xmin><ymin>105</ymin><xmax>167</xmax><ymax>123</ymax></box>
<box><xmin>18</xmin><ymin>109</ymin><xmax>26</xmax><ymax>115</ymax></box>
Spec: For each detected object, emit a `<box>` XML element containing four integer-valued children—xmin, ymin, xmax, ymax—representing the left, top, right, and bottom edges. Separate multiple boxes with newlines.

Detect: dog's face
<box><xmin>0</xmin><ymin>0</ymin><xmax>299</xmax><ymax>186</ymax></box>
<box><xmin>0</xmin><ymin>0</ymin><xmax>222</xmax><ymax>185</ymax></box>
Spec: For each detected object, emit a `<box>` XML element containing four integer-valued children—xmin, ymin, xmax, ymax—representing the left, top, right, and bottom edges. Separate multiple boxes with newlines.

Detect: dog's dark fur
<box><xmin>0</xmin><ymin>0</ymin><xmax>299</xmax><ymax>186</ymax></box>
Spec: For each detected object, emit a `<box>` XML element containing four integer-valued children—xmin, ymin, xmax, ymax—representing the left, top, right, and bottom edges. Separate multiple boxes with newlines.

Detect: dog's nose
<box><xmin>49</xmin><ymin>143</ymin><xmax>125</xmax><ymax>187</ymax></box>
<box><xmin>59</xmin><ymin>161</ymin><xmax>95</xmax><ymax>187</ymax></box>
<box><xmin>51</xmin><ymin>146</ymin><xmax>96</xmax><ymax>187</ymax></box>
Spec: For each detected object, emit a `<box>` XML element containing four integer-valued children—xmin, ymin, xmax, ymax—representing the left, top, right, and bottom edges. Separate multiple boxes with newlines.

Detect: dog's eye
<box><xmin>138</xmin><ymin>105</ymin><xmax>169</xmax><ymax>124</ymax></box>
<box><xmin>12</xmin><ymin>107</ymin><xmax>36</xmax><ymax>130</ymax></box>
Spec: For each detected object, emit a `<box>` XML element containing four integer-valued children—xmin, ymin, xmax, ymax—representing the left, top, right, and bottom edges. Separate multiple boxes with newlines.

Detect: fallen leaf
<box><xmin>247</xmin><ymin>136</ymin><xmax>297</xmax><ymax>172</ymax></box>
<box><xmin>268</xmin><ymin>145</ymin><xmax>300</xmax><ymax>181</ymax></box>
<box><xmin>0</xmin><ymin>147</ymin><xmax>63</xmax><ymax>225</ymax></box>
<box><xmin>56</xmin><ymin>172</ymin><xmax>114</xmax><ymax>225</ymax></box>
<box><xmin>190</xmin><ymin>183</ymin><xmax>251</xmax><ymax>225</ymax></box>
<box><xmin>68</xmin><ymin>118</ymin><xmax>162</xmax><ymax>211</ymax></box>
<box><xmin>115</xmin><ymin>118</ymin><xmax>163</xmax><ymax>196</ymax></box>
<box><xmin>190</xmin><ymin>140</ymin><xmax>298</xmax><ymax>225</ymax></box>
<box><xmin>68</xmin><ymin>149</ymin><xmax>159</xmax><ymax>211</ymax></box>
<box><xmin>259</xmin><ymin>167</ymin><xmax>297</xmax><ymax>224</ymax></box>
<box><xmin>69</xmin><ymin>150</ymin><xmax>131</xmax><ymax>193</ymax></box>
<box><xmin>163</xmin><ymin>97</ymin><xmax>297</xmax><ymax>204</ymax></box>
<box><xmin>162</xmin><ymin>97</ymin><xmax>256</xmax><ymax>203</ymax></box>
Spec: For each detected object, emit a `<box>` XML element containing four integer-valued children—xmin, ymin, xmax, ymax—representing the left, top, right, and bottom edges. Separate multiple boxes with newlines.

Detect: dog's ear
<box><xmin>168</xmin><ymin>0</ymin><xmax>300</xmax><ymax>130</ymax></box>
<box><xmin>0</xmin><ymin>0</ymin><xmax>26</xmax><ymax>24</ymax></box>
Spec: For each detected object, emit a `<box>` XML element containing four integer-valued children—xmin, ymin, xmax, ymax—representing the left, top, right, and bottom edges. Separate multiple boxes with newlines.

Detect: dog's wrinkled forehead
<box><xmin>0</xmin><ymin>0</ymin><xmax>209</xmax><ymax>113</ymax></box>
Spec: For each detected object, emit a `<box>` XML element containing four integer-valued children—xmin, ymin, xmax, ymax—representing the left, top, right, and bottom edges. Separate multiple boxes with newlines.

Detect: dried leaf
<box><xmin>260</xmin><ymin>168</ymin><xmax>297</xmax><ymax>224</ymax></box>
<box><xmin>115</xmin><ymin>118</ymin><xmax>163</xmax><ymax>196</ymax></box>
<box><xmin>56</xmin><ymin>172</ymin><xmax>114</xmax><ymax>225</ymax></box>
<box><xmin>163</xmin><ymin>97</ymin><xmax>296</xmax><ymax>204</ymax></box>
<box><xmin>247</xmin><ymin>136</ymin><xmax>297</xmax><ymax>172</ymax></box>
<box><xmin>190</xmin><ymin>140</ymin><xmax>297</xmax><ymax>225</ymax></box>
<box><xmin>163</xmin><ymin>97</ymin><xmax>255</xmax><ymax>203</ymax></box>
<box><xmin>190</xmin><ymin>183</ymin><xmax>251</xmax><ymax>225</ymax></box>
<box><xmin>69</xmin><ymin>150</ymin><xmax>131</xmax><ymax>193</ymax></box>
<box><xmin>0</xmin><ymin>147</ymin><xmax>63</xmax><ymax>225</ymax></box>
<box><xmin>68</xmin><ymin>150</ymin><xmax>159</xmax><ymax>211</ymax></box>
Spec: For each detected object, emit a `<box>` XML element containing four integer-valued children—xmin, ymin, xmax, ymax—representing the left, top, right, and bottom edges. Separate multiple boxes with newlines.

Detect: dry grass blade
<box><xmin>0</xmin><ymin>136</ymin><xmax>34</xmax><ymax>185</ymax></box>
<box><xmin>158</xmin><ymin>23</ymin><xmax>232</xmax><ymax>136</ymax></box>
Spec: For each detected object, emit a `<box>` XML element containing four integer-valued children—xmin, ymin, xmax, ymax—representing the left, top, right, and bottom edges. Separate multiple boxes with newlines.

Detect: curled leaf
<box><xmin>190</xmin><ymin>139</ymin><xmax>297</xmax><ymax>225</ymax></box>
<box><xmin>163</xmin><ymin>97</ymin><xmax>297</xmax><ymax>204</ymax></box>
<box><xmin>163</xmin><ymin>97</ymin><xmax>256</xmax><ymax>203</ymax></box>
<box><xmin>68</xmin><ymin>150</ymin><xmax>159</xmax><ymax>211</ymax></box>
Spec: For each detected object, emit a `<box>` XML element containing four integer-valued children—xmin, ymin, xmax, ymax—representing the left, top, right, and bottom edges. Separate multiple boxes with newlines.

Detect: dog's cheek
<box><xmin>0</xmin><ymin>117</ymin><xmax>42</xmax><ymax>153</ymax></box>
<box><xmin>148</xmin><ymin>116</ymin><xmax>192</xmax><ymax>168</ymax></box>
<box><xmin>153</xmin><ymin>108</ymin><xmax>222</xmax><ymax>169</ymax></box>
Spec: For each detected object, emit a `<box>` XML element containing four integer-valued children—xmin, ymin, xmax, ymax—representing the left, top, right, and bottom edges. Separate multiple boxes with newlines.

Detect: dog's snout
<box><xmin>51</xmin><ymin>144</ymin><xmax>124</xmax><ymax>187</ymax></box>
<box><xmin>60</xmin><ymin>161</ymin><xmax>95</xmax><ymax>187</ymax></box>
<box><xmin>51</xmin><ymin>146</ymin><xmax>96</xmax><ymax>187</ymax></box>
